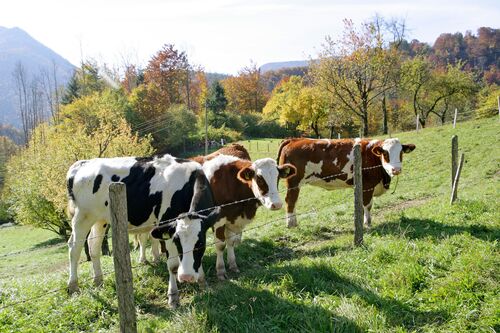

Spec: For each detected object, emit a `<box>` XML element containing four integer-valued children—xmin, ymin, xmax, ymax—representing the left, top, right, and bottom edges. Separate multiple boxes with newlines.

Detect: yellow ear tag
<box><xmin>162</xmin><ymin>233</ymin><xmax>170</xmax><ymax>240</ymax></box>
<box><xmin>245</xmin><ymin>172</ymin><xmax>252</xmax><ymax>180</ymax></box>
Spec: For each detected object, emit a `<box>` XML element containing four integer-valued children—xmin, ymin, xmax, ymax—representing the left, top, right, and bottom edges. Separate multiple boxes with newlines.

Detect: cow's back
<box><xmin>68</xmin><ymin>155</ymin><xmax>203</xmax><ymax>226</ymax></box>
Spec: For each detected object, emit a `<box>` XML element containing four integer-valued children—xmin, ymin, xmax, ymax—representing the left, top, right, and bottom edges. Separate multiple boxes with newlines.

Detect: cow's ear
<box><xmin>237</xmin><ymin>167</ymin><xmax>255</xmax><ymax>183</ymax></box>
<box><xmin>150</xmin><ymin>221</ymin><xmax>176</xmax><ymax>240</ymax></box>
<box><xmin>278</xmin><ymin>163</ymin><xmax>297</xmax><ymax>179</ymax></box>
<box><xmin>402</xmin><ymin>144</ymin><xmax>416</xmax><ymax>153</ymax></box>
<box><xmin>372</xmin><ymin>146</ymin><xmax>384</xmax><ymax>157</ymax></box>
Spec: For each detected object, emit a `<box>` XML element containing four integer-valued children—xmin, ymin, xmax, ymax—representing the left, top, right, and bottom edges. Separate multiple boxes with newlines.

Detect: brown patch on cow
<box><xmin>210</xmin><ymin>160</ymin><xmax>260</xmax><ymax>224</ymax></box>
<box><xmin>190</xmin><ymin>143</ymin><xmax>251</xmax><ymax>163</ymax></box>
<box><xmin>215</xmin><ymin>226</ymin><xmax>226</xmax><ymax>241</ymax></box>
<box><xmin>255</xmin><ymin>175</ymin><xmax>269</xmax><ymax>195</ymax></box>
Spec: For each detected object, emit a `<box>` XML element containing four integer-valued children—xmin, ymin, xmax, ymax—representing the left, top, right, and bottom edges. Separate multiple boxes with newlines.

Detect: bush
<box><xmin>3</xmin><ymin>91</ymin><xmax>154</xmax><ymax>238</ymax></box>
<box><xmin>241</xmin><ymin>112</ymin><xmax>295</xmax><ymax>138</ymax></box>
<box><xmin>475</xmin><ymin>85</ymin><xmax>499</xmax><ymax>119</ymax></box>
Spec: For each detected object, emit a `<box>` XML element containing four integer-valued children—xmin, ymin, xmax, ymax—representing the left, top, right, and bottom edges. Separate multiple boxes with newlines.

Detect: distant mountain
<box><xmin>259</xmin><ymin>60</ymin><xmax>309</xmax><ymax>73</ymax></box>
<box><xmin>0</xmin><ymin>27</ymin><xmax>75</xmax><ymax>128</ymax></box>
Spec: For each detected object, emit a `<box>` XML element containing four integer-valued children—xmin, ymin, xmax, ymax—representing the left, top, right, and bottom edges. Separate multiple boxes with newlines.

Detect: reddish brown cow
<box><xmin>191</xmin><ymin>143</ymin><xmax>251</xmax><ymax>164</ymax></box>
<box><xmin>193</xmin><ymin>144</ymin><xmax>296</xmax><ymax>280</ymax></box>
<box><xmin>277</xmin><ymin>138</ymin><xmax>415</xmax><ymax>228</ymax></box>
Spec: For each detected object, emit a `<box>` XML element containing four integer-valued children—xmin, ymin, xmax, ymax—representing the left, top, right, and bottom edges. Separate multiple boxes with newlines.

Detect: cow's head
<box><xmin>237</xmin><ymin>158</ymin><xmax>296</xmax><ymax>210</ymax></box>
<box><xmin>371</xmin><ymin>138</ymin><xmax>415</xmax><ymax>177</ymax></box>
<box><xmin>150</xmin><ymin>208</ymin><xmax>219</xmax><ymax>283</ymax></box>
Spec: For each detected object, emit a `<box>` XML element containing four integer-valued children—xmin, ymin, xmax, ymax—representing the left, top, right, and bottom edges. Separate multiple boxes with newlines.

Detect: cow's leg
<box><xmin>197</xmin><ymin>264</ymin><xmax>207</xmax><ymax>290</ymax></box>
<box><xmin>88</xmin><ymin>221</ymin><xmax>107</xmax><ymax>287</ymax></box>
<box><xmin>167</xmin><ymin>257</ymin><xmax>180</xmax><ymax>308</ymax></box>
<box><xmin>363</xmin><ymin>192</ymin><xmax>374</xmax><ymax>228</ymax></box>
<box><xmin>214</xmin><ymin>226</ymin><xmax>227</xmax><ymax>280</ymax></box>
<box><xmin>151</xmin><ymin>237</ymin><xmax>160</xmax><ymax>263</ymax></box>
<box><xmin>285</xmin><ymin>185</ymin><xmax>301</xmax><ymax>228</ymax></box>
<box><xmin>137</xmin><ymin>233</ymin><xmax>149</xmax><ymax>263</ymax></box>
<box><xmin>68</xmin><ymin>211</ymin><xmax>93</xmax><ymax>294</ymax></box>
<box><xmin>226</xmin><ymin>229</ymin><xmax>241</xmax><ymax>273</ymax></box>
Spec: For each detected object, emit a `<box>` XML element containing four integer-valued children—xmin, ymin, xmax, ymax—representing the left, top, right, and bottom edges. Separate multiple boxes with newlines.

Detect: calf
<box><xmin>277</xmin><ymin>138</ymin><xmax>415</xmax><ymax>228</ymax></box>
<box><xmin>193</xmin><ymin>145</ymin><xmax>296</xmax><ymax>280</ymax></box>
<box><xmin>66</xmin><ymin>155</ymin><xmax>218</xmax><ymax>307</ymax></box>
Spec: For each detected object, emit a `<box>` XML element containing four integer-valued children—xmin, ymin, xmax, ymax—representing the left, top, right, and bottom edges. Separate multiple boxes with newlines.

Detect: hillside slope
<box><xmin>0</xmin><ymin>118</ymin><xmax>498</xmax><ymax>332</ymax></box>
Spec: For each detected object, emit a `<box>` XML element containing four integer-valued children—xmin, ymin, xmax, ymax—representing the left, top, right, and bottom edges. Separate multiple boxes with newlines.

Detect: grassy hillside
<box><xmin>0</xmin><ymin>118</ymin><xmax>498</xmax><ymax>332</ymax></box>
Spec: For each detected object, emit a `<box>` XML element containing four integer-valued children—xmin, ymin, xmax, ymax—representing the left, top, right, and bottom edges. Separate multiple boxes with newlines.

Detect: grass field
<box><xmin>0</xmin><ymin>118</ymin><xmax>499</xmax><ymax>332</ymax></box>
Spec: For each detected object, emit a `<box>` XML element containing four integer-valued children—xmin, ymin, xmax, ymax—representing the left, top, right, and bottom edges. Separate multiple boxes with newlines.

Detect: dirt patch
<box><xmin>372</xmin><ymin>197</ymin><xmax>431</xmax><ymax>218</ymax></box>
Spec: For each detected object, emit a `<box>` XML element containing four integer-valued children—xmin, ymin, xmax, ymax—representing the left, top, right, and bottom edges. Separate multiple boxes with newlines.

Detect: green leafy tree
<box><xmin>475</xmin><ymin>85</ymin><xmax>499</xmax><ymax>119</ymax></box>
<box><xmin>3</xmin><ymin>91</ymin><xmax>153</xmax><ymax>238</ymax></box>
<box><xmin>206</xmin><ymin>81</ymin><xmax>228</xmax><ymax>128</ymax></box>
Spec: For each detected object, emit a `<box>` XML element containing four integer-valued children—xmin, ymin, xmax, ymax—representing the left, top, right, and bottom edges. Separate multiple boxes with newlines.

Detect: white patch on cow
<box><xmin>174</xmin><ymin>216</ymin><xmax>202</xmax><ymax>281</ymax></box>
<box><xmin>381</xmin><ymin>138</ymin><xmax>404</xmax><ymax>177</ymax></box>
<box><xmin>322</xmin><ymin>138</ymin><xmax>331</xmax><ymax>147</ymax></box>
<box><xmin>367</xmin><ymin>139</ymin><xmax>380</xmax><ymax>148</ymax></box>
<box><xmin>251</xmin><ymin>158</ymin><xmax>282</xmax><ymax>210</ymax></box>
<box><xmin>354</xmin><ymin>138</ymin><xmax>362</xmax><ymax>145</ymax></box>
<box><xmin>332</xmin><ymin>158</ymin><xmax>338</xmax><ymax>166</ymax></box>
<box><xmin>202</xmin><ymin>154</ymin><xmax>240</xmax><ymax>181</ymax></box>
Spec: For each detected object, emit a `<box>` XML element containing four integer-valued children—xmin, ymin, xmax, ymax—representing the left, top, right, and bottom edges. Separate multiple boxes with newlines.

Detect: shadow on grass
<box><xmin>193</xmin><ymin>281</ymin><xmax>362</xmax><ymax>333</ymax></box>
<box><xmin>30</xmin><ymin>237</ymin><xmax>66</xmax><ymax>250</ymax></box>
<box><xmin>370</xmin><ymin>216</ymin><xmax>500</xmax><ymax>242</ymax></box>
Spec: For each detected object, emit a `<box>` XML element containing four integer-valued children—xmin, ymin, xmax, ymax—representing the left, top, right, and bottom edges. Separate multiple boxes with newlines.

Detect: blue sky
<box><xmin>1</xmin><ymin>0</ymin><xmax>499</xmax><ymax>74</ymax></box>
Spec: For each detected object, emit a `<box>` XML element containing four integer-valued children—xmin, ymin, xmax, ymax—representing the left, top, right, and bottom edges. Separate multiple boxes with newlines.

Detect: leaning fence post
<box><xmin>353</xmin><ymin>144</ymin><xmax>364</xmax><ymax>246</ymax></box>
<box><xmin>109</xmin><ymin>182</ymin><xmax>137</xmax><ymax>333</ymax></box>
<box><xmin>450</xmin><ymin>153</ymin><xmax>465</xmax><ymax>204</ymax></box>
<box><xmin>451</xmin><ymin>135</ymin><xmax>458</xmax><ymax>189</ymax></box>
<box><xmin>453</xmin><ymin>108</ymin><xmax>458</xmax><ymax>128</ymax></box>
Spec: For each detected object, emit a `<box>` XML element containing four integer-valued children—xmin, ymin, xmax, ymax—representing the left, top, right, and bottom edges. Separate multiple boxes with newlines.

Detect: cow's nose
<box><xmin>178</xmin><ymin>274</ymin><xmax>195</xmax><ymax>283</ymax></box>
<box><xmin>392</xmin><ymin>168</ymin><xmax>401</xmax><ymax>175</ymax></box>
<box><xmin>271</xmin><ymin>202</ymin><xmax>283</xmax><ymax>210</ymax></box>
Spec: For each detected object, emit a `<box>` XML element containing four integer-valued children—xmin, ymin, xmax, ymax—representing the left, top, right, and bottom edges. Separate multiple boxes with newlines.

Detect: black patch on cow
<box><xmin>104</xmin><ymin>201</ymin><xmax>108</xmax><ymax>206</ymax></box>
<box><xmin>135</xmin><ymin>156</ymin><xmax>154</xmax><ymax>163</ymax></box>
<box><xmin>67</xmin><ymin>177</ymin><xmax>75</xmax><ymax>200</ymax></box>
<box><xmin>173</xmin><ymin>235</ymin><xmax>183</xmax><ymax>261</ymax></box>
<box><xmin>160</xmin><ymin>172</ymin><xmax>198</xmax><ymax>222</ymax></box>
<box><xmin>93</xmin><ymin>175</ymin><xmax>103</xmax><ymax>194</ymax></box>
<box><xmin>120</xmin><ymin>160</ymin><xmax>162</xmax><ymax>226</ymax></box>
<box><xmin>111</xmin><ymin>175</ymin><xmax>120</xmax><ymax>182</ymax></box>
<box><xmin>175</xmin><ymin>158</ymin><xmax>191</xmax><ymax>164</ymax></box>
<box><xmin>382</xmin><ymin>168</ymin><xmax>392</xmax><ymax>189</ymax></box>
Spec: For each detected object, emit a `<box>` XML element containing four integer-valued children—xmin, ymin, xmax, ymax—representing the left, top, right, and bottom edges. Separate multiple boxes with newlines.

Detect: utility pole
<box><xmin>205</xmin><ymin>101</ymin><xmax>208</xmax><ymax>155</ymax></box>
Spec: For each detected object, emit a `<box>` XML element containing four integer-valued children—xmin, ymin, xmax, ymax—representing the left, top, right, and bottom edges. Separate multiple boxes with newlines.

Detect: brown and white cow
<box><xmin>192</xmin><ymin>144</ymin><xmax>296</xmax><ymax>280</ymax></box>
<box><xmin>277</xmin><ymin>138</ymin><xmax>415</xmax><ymax>228</ymax></box>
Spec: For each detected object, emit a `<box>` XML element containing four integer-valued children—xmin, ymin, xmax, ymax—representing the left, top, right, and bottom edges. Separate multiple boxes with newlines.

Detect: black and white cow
<box><xmin>67</xmin><ymin>154</ymin><xmax>219</xmax><ymax>307</ymax></box>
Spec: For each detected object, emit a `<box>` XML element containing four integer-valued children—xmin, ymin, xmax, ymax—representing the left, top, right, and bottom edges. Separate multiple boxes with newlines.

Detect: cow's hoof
<box><xmin>198</xmin><ymin>280</ymin><xmax>208</xmax><ymax>290</ymax></box>
<box><xmin>94</xmin><ymin>275</ymin><xmax>103</xmax><ymax>287</ymax></box>
<box><xmin>67</xmin><ymin>281</ymin><xmax>79</xmax><ymax>295</ymax></box>
<box><xmin>217</xmin><ymin>272</ymin><xmax>228</xmax><ymax>281</ymax></box>
<box><xmin>229</xmin><ymin>266</ymin><xmax>240</xmax><ymax>273</ymax></box>
<box><xmin>287</xmin><ymin>222</ymin><xmax>298</xmax><ymax>228</ymax></box>
<box><xmin>168</xmin><ymin>293</ymin><xmax>180</xmax><ymax>308</ymax></box>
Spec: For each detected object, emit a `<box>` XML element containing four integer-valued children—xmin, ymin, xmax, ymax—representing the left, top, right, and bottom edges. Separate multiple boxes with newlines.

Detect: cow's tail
<box><xmin>276</xmin><ymin>138</ymin><xmax>293</xmax><ymax>165</ymax></box>
<box><xmin>66</xmin><ymin>160</ymin><xmax>87</xmax><ymax>219</ymax></box>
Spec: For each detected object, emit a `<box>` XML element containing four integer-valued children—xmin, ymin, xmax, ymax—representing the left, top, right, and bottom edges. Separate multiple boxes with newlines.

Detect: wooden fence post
<box><xmin>256</xmin><ymin>141</ymin><xmax>259</xmax><ymax>152</ymax></box>
<box><xmin>109</xmin><ymin>182</ymin><xmax>137</xmax><ymax>333</ymax></box>
<box><xmin>451</xmin><ymin>135</ymin><xmax>458</xmax><ymax>189</ymax></box>
<box><xmin>453</xmin><ymin>108</ymin><xmax>458</xmax><ymax>128</ymax></box>
<box><xmin>416</xmin><ymin>115</ymin><xmax>420</xmax><ymax>132</ymax></box>
<box><xmin>338</xmin><ymin>133</ymin><xmax>341</xmax><ymax>139</ymax></box>
<box><xmin>353</xmin><ymin>144</ymin><xmax>364</xmax><ymax>246</ymax></box>
<box><xmin>450</xmin><ymin>153</ymin><xmax>465</xmax><ymax>204</ymax></box>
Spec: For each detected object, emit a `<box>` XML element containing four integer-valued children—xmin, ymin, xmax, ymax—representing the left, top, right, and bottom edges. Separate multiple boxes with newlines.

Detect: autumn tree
<box><xmin>143</xmin><ymin>44</ymin><xmax>190</xmax><ymax>108</ymax></box>
<box><xmin>311</xmin><ymin>19</ymin><xmax>402</xmax><ymax>136</ymax></box>
<box><xmin>263</xmin><ymin>76</ymin><xmax>303</xmax><ymax>130</ymax></box>
<box><xmin>223</xmin><ymin>62</ymin><xmax>268</xmax><ymax>113</ymax></box>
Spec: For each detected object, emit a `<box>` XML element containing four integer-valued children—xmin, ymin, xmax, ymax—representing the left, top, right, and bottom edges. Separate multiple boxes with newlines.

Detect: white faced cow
<box><xmin>192</xmin><ymin>144</ymin><xmax>296</xmax><ymax>280</ymax></box>
<box><xmin>277</xmin><ymin>138</ymin><xmax>415</xmax><ymax>228</ymax></box>
<box><xmin>66</xmin><ymin>155</ymin><xmax>219</xmax><ymax>307</ymax></box>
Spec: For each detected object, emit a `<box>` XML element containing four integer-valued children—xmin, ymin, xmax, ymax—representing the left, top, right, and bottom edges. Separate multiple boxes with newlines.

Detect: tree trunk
<box><xmin>329</xmin><ymin>125</ymin><xmax>334</xmax><ymax>139</ymax></box>
<box><xmin>362</xmin><ymin>116</ymin><xmax>369</xmax><ymax>137</ymax></box>
<box><xmin>382</xmin><ymin>94</ymin><xmax>388</xmax><ymax>135</ymax></box>
<box><xmin>311</xmin><ymin>122</ymin><xmax>320</xmax><ymax>138</ymax></box>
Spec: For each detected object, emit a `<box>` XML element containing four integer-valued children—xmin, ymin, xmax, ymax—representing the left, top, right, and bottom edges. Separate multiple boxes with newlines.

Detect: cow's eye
<box><xmin>382</xmin><ymin>152</ymin><xmax>390</xmax><ymax>162</ymax></box>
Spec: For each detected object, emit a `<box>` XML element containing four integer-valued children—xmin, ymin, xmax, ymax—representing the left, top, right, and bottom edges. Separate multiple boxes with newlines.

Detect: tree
<box><xmin>475</xmin><ymin>84</ymin><xmax>500</xmax><ymax>119</ymax></box>
<box><xmin>401</xmin><ymin>57</ymin><xmax>477</xmax><ymax>127</ymax></box>
<box><xmin>222</xmin><ymin>62</ymin><xmax>268</xmax><ymax>113</ymax></box>
<box><xmin>3</xmin><ymin>91</ymin><xmax>153</xmax><ymax>239</ymax></box>
<box><xmin>206</xmin><ymin>81</ymin><xmax>228</xmax><ymax>128</ymax></box>
<box><xmin>311</xmin><ymin>19</ymin><xmax>402</xmax><ymax>136</ymax></box>
<box><xmin>263</xmin><ymin>76</ymin><xmax>303</xmax><ymax>130</ymax></box>
<box><xmin>143</xmin><ymin>44</ymin><xmax>190</xmax><ymax>108</ymax></box>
